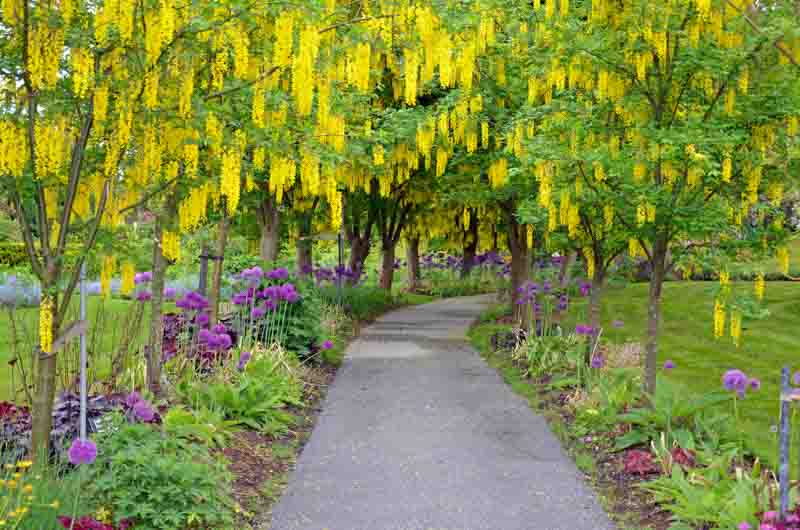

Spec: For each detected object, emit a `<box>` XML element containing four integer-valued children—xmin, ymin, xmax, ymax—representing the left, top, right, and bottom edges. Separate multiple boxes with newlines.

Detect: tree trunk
<box><xmin>296</xmin><ymin>238</ymin><xmax>313</xmax><ymax>278</ymax></box>
<box><xmin>348</xmin><ymin>235</ymin><xmax>371</xmax><ymax>285</ymax></box>
<box><xmin>209</xmin><ymin>215</ymin><xmax>229</xmax><ymax>326</ymax></box>
<box><xmin>559</xmin><ymin>251</ymin><xmax>577</xmax><ymax>288</ymax></box>
<box><xmin>461</xmin><ymin>213</ymin><xmax>479</xmax><ymax>279</ymax></box>
<box><xmin>146</xmin><ymin>218</ymin><xmax>166</xmax><ymax>395</ymax></box>
<box><xmin>198</xmin><ymin>243</ymin><xmax>210</xmax><ymax>295</ymax></box>
<box><xmin>406</xmin><ymin>237</ymin><xmax>420</xmax><ymax>291</ymax></box>
<box><xmin>645</xmin><ymin>236</ymin><xmax>668</xmax><ymax>396</ymax></box>
<box><xmin>379</xmin><ymin>243</ymin><xmax>396</xmax><ymax>290</ymax></box>
<box><xmin>31</xmin><ymin>304</ymin><xmax>59</xmax><ymax>458</ymax></box>
<box><xmin>506</xmin><ymin>207</ymin><xmax>529</xmax><ymax>325</ymax></box>
<box><xmin>257</xmin><ymin>197</ymin><xmax>281</xmax><ymax>263</ymax></box>
<box><xmin>588</xmin><ymin>265</ymin><xmax>606</xmax><ymax>358</ymax></box>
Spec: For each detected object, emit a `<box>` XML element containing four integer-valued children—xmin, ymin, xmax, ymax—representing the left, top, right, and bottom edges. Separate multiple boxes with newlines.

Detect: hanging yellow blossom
<box><xmin>713</xmin><ymin>299</ymin><xmax>725</xmax><ymax>339</ymax></box>
<box><xmin>39</xmin><ymin>295</ymin><xmax>53</xmax><ymax>353</ymax></box>
<box><xmin>730</xmin><ymin>309</ymin><xmax>742</xmax><ymax>347</ymax></box>
<box><xmin>100</xmin><ymin>255</ymin><xmax>116</xmax><ymax>298</ymax></box>
<box><xmin>777</xmin><ymin>245</ymin><xmax>790</xmax><ymax>276</ymax></box>
<box><xmin>121</xmin><ymin>263</ymin><xmax>135</xmax><ymax>296</ymax></box>
<box><xmin>754</xmin><ymin>272</ymin><xmax>765</xmax><ymax>301</ymax></box>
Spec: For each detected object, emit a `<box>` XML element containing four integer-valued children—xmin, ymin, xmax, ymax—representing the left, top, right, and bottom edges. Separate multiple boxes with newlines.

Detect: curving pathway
<box><xmin>269</xmin><ymin>295</ymin><xmax>614</xmax><ymax>530</ymax></box>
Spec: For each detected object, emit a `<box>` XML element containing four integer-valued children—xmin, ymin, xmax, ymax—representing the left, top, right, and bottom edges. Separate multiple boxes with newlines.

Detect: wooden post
<box><xmin>198</xmin><ymin>243</ymin><xmax>210</xmax><ymax>295</ymax></box>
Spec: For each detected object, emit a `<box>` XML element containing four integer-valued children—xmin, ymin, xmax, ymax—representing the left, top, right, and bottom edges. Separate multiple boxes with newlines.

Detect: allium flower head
<box><xmin>268</xmin><ymin>267</ymin><xmax>289</xmax><ymax>280</ymax></box>
<box><xmin>163</xmin><ymin>287</ymin><xmax>177</xmax><ymax>300</ymax></box>
<box><xmin>663</xmin><ymin>360</ymin><xmax>675</xmax><ymax>370</ymax></box>
<box><xmin>68</xmin><ymin>438</ymin><xmax>97</xmax><ymax>465</ymax></box>
<box><xmin>322</xmin><ymin>340</ymin><xmax>333</xmax><ymax>350</ymax></box>
<box><xmin>237</xmin><ymin>351</ymin><xmax>252</xmax><ymax>371</ymax></box>
<box><xmin>136</xmin><ymin>290</ymin><xmax>152</xmax><ymax>302</ymax></box>
<box><xmin>590</xmin><ymin>355</ymin><xmax>605</xmax><ymax>369</ymax></box>
<box><xmin>133</xmin><ymin>400</ymin><xmax>155</xmax><ymax>422</ymax></box>
<box><xmin>722</xmin><ymin>369</ymin><xmax>749</xmax><ymax>396</ymax></box>
<box><xmin>212</xmin><ymin>323</ymin><xmax>226</xmax><ymax>334</ymax></box>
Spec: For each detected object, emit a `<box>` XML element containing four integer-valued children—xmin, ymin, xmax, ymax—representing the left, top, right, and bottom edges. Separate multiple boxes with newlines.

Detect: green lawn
<box><xmin>560</xmin><ymin>279</ymin><xmax>800</xmax><ymax>466</ymax></box>
<box><xmin>0</xmin><ymin>297</ymin><xmax>152</xmax><ymax>402</ymax></box>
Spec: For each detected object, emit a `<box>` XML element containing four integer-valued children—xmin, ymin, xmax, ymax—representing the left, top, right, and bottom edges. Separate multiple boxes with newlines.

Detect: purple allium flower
<box><xmin>590</xmin><ymin>355</ymin><xmax>605</xmax><ymax>369</ymax></box>
<box><xmin>322</xmin><ymin>340</ymin><xmax>333</xmax><ymax>350</ymax></box>
<box><xmin>237</xmin><ymin>351</ymin><xmax>252</xmax><ymax>371</ymax></box>
<box><xmin>198</xmin><ymin>328</ymin><xmax>212</xmax><ymax>342</ymax></box>
<box><xmin>286</xmin><ymin>291</ymin><xmax>300</xmax><ymax>304</ymax></box>
<box><xmin>217</xmin><ymin>333</ymin><xmax>232</xmax><ymax>350</ymax></box>
<box><xmin>125</xmin><ymin>391</ymin><xmax>142</xmax><ymax>408</ymax></box>
<box><xmin>793</xmin><ymin>371</ymin><xmax>800</xmax><ymax>386</ymax></box>
<box><xmin>575</xmin><ymin>324</ymin><xmax>594</xmax><ymax>335</ymax></box>
<box><xmin>722</xmin><ymin>369</ymin><xmax>749</xmax><ymax>394</ymax></box>
<box><xmin>612</xmin><ymin>320</ymin><xmax>624</xmax><ymax>328</ymax></box>
<box><xmin>252</xmin><ymin>306</ymin><xmax>266</xmax><ymax>319</ymax></box>
<box><xmin>749</xmin><ymin>378</ymin><xmax>761</xmax><ymax>391</ymax></box>
<box><xmin>264</xmin><ymin>286</ymin><xmax>279</xmax><ymax>299</ymax></box>
<box><xmin>738</xmin><ymin>523</ymin><xmax>751</xmax><ymax>530</ymax></box>
<box><xmin>68</xmin><ymin>438</ymin><xmax>97</xmax><ymax>465</ymax></box>
<box><xmin>196</xmin><ymin>312</ymin><xmax>210</xmax><ymax>327</ymax></box>
<box><xmin>763</xmin><ymin>512</ymin><xmax>778</xmax><ymax>522</ymax></box>
<box><xmin>212</xmin><ymin>323</ymin><xmax>226</xmax><ymax>334</ymax></box>
<box><xmin>579</xmin><ymin>281</ymin><xmax>591</xmax><ymax>297</ymax></box>
<box><xmin>163</xmin><ymin>287</ymin><xmax>177</xmax><ymax>300</ymax></box>
<box><xmin>663</xmin><ymin>360</ymin><xmax>675</xmax><ymax>370</ymax></box>
<box><xmin>133</xmin><ymin>400</ymin><xmax>155</xmax><ymax>422</ymax></box>
<box><xmin>268</xmin><ymin>267</ymin><xmax>289</xmax><ymax>280</ymax></box>
<box><xmin>542</xmin><ymin>280</ymin><xmax>551</xmax><ymax>293</ymax></box>
<box><xmin>264</xmin><ymin>299</ymin><xmax>276</xmax><ymax>311</ymax></box>
<box><xmin>232</xmin><ymin>292</ymin><xmax>248</xmax><ymax>305</ymax></box>
<box><xmin>136</xmin><ymin>290</ymin><xmax>152</xmax><ymax>302</ymax></box>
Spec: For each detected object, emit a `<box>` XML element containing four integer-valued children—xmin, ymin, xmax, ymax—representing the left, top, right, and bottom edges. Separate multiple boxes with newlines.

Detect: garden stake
<box><xmin>79</xmin><ymin>262</ymin><xmax>87</xmax><ymax>440</ymax></box>
<box><xmin>779</xmin><ymin>365</ymin><xmax>790</xmax><ymax>518</ymax></box>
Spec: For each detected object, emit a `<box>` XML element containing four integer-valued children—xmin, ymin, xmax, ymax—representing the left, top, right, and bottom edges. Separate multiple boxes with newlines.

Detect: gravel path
<box><xmin>269</xmin><ymin>295</ymin><xmax>614</xmax><ymax>530</ymax></box>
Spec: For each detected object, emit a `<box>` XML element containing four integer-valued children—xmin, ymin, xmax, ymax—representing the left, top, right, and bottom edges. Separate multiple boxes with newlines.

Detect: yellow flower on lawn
<box><xmin>16</xmin><ymin>461</ymin><xmax>32</xmax><ymax>469</ymax></box>
<box><xmin>22</xmin><ymin>484</ymin><xmax>32</xmax><ymax>493</ymax></box>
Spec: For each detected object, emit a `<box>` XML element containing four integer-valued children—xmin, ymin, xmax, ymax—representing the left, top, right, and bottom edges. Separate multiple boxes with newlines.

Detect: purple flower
<box><xmin>212</xmin><ymin>323</ymin><xmax>226</xmax><ymax>334</ymax></box>
<box><xmin>217</xmin><ymin>333</ymin><xmax>232</xmax><ymax>350</ymax></box>
<box><xmin>663</xmin><ymin>360</ymin><xmax>675</xmax><ymax>370</ymax></box>
<box><xmin>612</xmin><ymin>320</ymin><xmax>624</xmax><ymax>328</ymax></box>
<box><xmin>198</xmin><ymin>328</ymin><xmax>212</xmax><ymax>342</ymax></box>
<box><xmin>738</xmin><ymin>523</ymin><xmax>751</xmax><ymax>530</ymax></box>
<box><xmin>264</xmin><ymin>286</ymin><xmax>279</xmax><ymax>299</ymax></box>
<box><xmin>542</xmin><ymin>280</ymin><xmax>552</xmax><ymax>293</ymax></box>
<box><xmin>793</xmin><ymin>371</ymin><xmax>800</xmax><ymax>386</ymax></box>
<box><xmin>279</xmin><ymin>283</ymin><xmax>296</xmax><ymax>301</ymax></box>
<box><xmin>575</xmin><ymin>324</ymin><xmax>594</xmax><ymax>336</ymax></box>
<box><xmin>163</xmin><ymin>287</ymin><xmax>177</xmax><ymax>300</ymax></box>
<box><xmin>557</xmin><ymin>295</ymin><xmax>568</xmax><ymax>311</ymax></box>
<box><xmin>264</xmin><ymin>299</ymin><xmax>276</xmax><ymax>311</ymax></box>
<box><xmin>196</xmin><ymin>312</ymin><xmax>210</xmax><ymax>327</ymax></box>
<box><xmin>268</xmin><ymin>267</ymin><xmax>289</xmax><ymax>280</ymax></box>
<box><xmin>68</xmin><ymin>438</ymin><xmax>97</xmax><ymax>465</ymax></box>
<box><xmin>749</xmin><ymin>378</ymin><xmax>761</xmax><ymax>391</ymax></box>
<box><xmin>237</xmin><ymin>351</ymin><xmax>252</xmax><ymax>371</ymax></box>
<box><xmin>285</xmin><ymin>291</ymin><xmax>300</xmax><ymax>304</ymax></box>
<box><xmin>125</xmin><ymin>391</ymin><xmax>142</xmax><ymax>408</ymax></box>
<box><xmin>232</xmin><ymin>292</ymin><xmax>248</xmax><ymax>305</ymax></box>
<box><xmin>133</xmin><ymin>400</ymin><xmax>155</xmax><ymax>422</ymax></box>
<box><xmin>252</xmin><ymin>306</ymin><xmax>266</xmax><ymax>319</ymax></box>
<box><xmin>590</xmin><ymin>355</ymin><xmax>605</xmax><ymax>369</ymax></box>
<box><xmin>136</xmin><ymin>290</ymin><xmax>152</xmax><ymax>302</ymax></box>
<box><xmin>763</xmin><ymin>512</ymin><xmax>778</xmax><ymax>522</ymax></box>
<box><xmin>579</xmin><ymin>281</ymin><xmax>591</xmax><ymax>297</ymax></box>
<box><xmin>134</xmin><ymin>272</ymin><xmax>153</xmax><ymax>285</ymax></box>
<box><xmin>322</xmin><ymin>340</ymin><xmax>333</xmax><ymax>350</ymax></box>
<box><xmin>722</xmin><ymin>369</ymin><xmax>749</xmax><ymax>395</ymax></box>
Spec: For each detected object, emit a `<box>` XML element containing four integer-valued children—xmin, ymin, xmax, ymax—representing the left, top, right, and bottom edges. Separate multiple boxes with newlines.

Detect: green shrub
<box><xmin>177</xmin><ymin>356</ymin><xmax>303</xmax><ymax>434</ymax></box>
<box><xmin>162</xmin><ymin>405</ymin><xmax>240</xmax><ymax>449</ymax></box>
<box><xmin>0</xmin><ymin>243</ymin><xmax>28</xmax><ymax>268</ymax></box>
<box><xmin>89</xmin><ymin>413</ymin><xmax>236</xmax><ymax>529</ymax></box>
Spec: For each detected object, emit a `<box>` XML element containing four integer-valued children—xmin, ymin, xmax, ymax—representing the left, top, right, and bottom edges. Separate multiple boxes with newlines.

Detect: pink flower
<box><xmin>738</xmin><ymin>523</ymin><xmax>751</xmax><ymax>530</ymax></box>
<box><xmin>68</xmin><ymin>438</ymin><xmax>97</xmax><ymax>465</ymax></box>
<box><xmin>322</xmin><ymin>340</ymin><xmax>333</xmax><ymax>350</ymax></box>
<box><xmin>133</xmin><ymin>400</ymin><xmax>155</xmax><ymax>422</ymax></box>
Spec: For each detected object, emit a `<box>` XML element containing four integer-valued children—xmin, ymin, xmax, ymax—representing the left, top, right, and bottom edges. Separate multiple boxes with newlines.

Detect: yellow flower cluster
<box><xmin>39</xmin><ymin>297</ymin><xmax>53</xmax><ymax>354</ymax></box>
<box><xmin>293</xmin><ymin>25</ymin><xmax>320</xmax><ymax>116</ymax></box>
<box><xmin>729</xmin><ymin>309</ymin><xmax>742</xmax><ymax>347</ymax></box>
<box><xmin>71</xmin><ymin>49</ymin><xmax>94</xmax><ymax>98</ymax></box>
<box><xmin>29</xmin><ymin>24</ymin><xmax>64</xmax><ymax>90</ymax></box>
<box><xmin>34</xmin><ymin>120</ymin><xmax>69</xmax><ymax>178</ymax></box>
<box><xmin>178</xmin><ymin>185</ymin><xmax>209</xmax><ymax>232</ymax></box>
<box><xmin>120</xmin><ymin>263</ymin><xmax>135</xmax><ymax>296</ymax></box>
<box><xmin>0</xmin><ymin>121</ymin><xmax>27</xmax><ymax>177</ymax></box>
<box><xmin>220</xmin><ymin>149</ymin><xmax>241</xmax><ymax>215</ymax></box>
<box><xmin>269</xmin><ymin>156</ymin><xmax>296</xmax><ymax>204</ymax></box>
<box><xmin>100</xmin><ymin>255</ymin><xmax>116</xmax><ymax>298</ymax></box>
<box><xmin>488</xmin><ymin>158</ymin><xmax>508</xmax><ymax>188</ymax></box>
<box><xmin>754</xmin><ymin>272</ymin><xmax>765</xmax><ymax>301</ymax></box>
<box><xmin>162</xmin><ymin>230</ymin><xmax>181</xmax><ymax>262</ymax></box>
<box><xmin>777</xmin><ymin>246</ymin><xmax>790</xmax><ymax>276</ymax></box>
<box><xmin>713</xmin><ymin>299</ymin><xmax>726</xmax><ymax>339</ymax></box>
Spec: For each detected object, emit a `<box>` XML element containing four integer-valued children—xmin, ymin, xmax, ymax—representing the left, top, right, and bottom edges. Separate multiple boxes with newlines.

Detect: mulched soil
<box><xmin>225</xmin><ymin>363</ymin><xmax>338</xmax><ymax>529</ymax></box>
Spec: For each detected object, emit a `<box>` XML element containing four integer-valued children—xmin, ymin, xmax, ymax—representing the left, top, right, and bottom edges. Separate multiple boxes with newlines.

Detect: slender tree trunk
<box><xmin>296</xmin><ymin>238</ymin><xmax>313</xmax><ymax>278</ymax></box>
<box><xmin>348</xmin><ymin>236</ymin><xmax>371</xmax><ymax>285</ymax></box>
<box><xmin>209</xmin><ymin>215</ymin><xmax>229</xmax><ymax>326</ymax></box>
<box><xmin>379</xmin><ymin>243</ymin><xmax>396</xmax><ymax>290</ymax></box>
<box><xmin>146</xmin><ymin>218</ymin><xmax>166</xmax><ymax>395</ymax></box>
<box><xmin>588</xmin><ymin>265</ymin><xmax>606</xmax><ymax>357</ymax></box>
<box><xmin>461</xmin><ymin>213</ymin><xmax>479</xmax><ymax>279</ymax></box>
<box><xmin>506</xmin><ymin>207</ymin><xmax>529</xmax><ymax>325</ymax></box>
<box><xmin>406</xmin><ymin>237</ymin><xmax>420</xmax><ymax>291</ymax></box>
<box><xmin>31</xmin><ymin>304</ymin><xmax>59</xmax><ymax>457</ymax></box>
<box><xmin>198</xmin><ymin>243</ymin><xmax>210</xmax><ymax>295</ymax></box>
<box><xmin>645</xmin><ymin>236</ymin><xmax>668</xmax><ymax>395</ymax></box>
<box><xmin>559</xmin><ymin>251</ymin><xmax>577</xmax><ymax>288</ymax></box>
<box><xmin>257</xmin><ymin>197</ymin><xmax>281</xmax><ymax>263</ymax></box>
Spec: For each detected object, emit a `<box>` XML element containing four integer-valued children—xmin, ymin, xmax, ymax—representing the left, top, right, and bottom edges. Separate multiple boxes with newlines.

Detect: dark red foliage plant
<box><xmin>623</xmin><ymin>449</ymin><xmax>658</xmax><ymax>475</ymax></box>
<box><xmin>57</xmin><ymin>516</ymin><xmax>132</xmax><ymax>530</ymax></box>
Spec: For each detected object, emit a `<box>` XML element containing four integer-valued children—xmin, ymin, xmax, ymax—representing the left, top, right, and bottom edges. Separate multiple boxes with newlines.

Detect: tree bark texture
<box><xmin>209</xmin><ymin>215</ymin><xmax>229</xmax><ymax>326</ymax></box>
<box><xmin>406</xmin><ymin>237</ymin><xmax>420</xmax><ymax>291</ymax></box>
<box><xmin>379</xmin><ymin>244</ymin><xmax>397</xmax><ymax>290</ymax></box>
<box><xmin>505</xmin><ymin>205</ymin><xmax>529</xmax><ymax>326</ymax></box>
<box><xmin>256</xmin><ymin>197</ymin><xmax>281</xmax><ymax>263</ymax></box>
<box><xmin>461</xmin><ymin>211</ymin><xmax>479</xmax><ymax>279</ymax></box>
<box><xmin>146</xmin><ymin>218</ymin><xmax>166</xmax><ymax>395</ymax></box>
